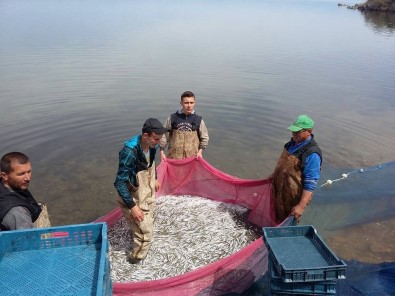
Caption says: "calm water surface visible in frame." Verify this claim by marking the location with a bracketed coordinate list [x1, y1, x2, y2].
[1, 0, 394, 265]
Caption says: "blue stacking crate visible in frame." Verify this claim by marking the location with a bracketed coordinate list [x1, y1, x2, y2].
[0, 222, 112, 296]
[271, 291, 335, 296]
[269, 260, 337, 295]
[263, 225, 347, 283]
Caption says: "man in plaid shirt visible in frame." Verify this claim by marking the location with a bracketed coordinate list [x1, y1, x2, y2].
[114, 118, 169, 263]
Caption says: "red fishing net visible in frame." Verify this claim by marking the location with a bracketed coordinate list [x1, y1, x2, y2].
[97, 157, 289, 295]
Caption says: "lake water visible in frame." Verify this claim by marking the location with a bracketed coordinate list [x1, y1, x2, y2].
[1, 0, 394, 269]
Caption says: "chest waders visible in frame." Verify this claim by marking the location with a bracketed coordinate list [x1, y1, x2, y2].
[272, 149, 304, 222]
[118, 164, 156, 261]
[168, 129, 200, 159]
[34, 203, 51, 228]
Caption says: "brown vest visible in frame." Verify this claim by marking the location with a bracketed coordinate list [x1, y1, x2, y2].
[272, 149, 303, 222]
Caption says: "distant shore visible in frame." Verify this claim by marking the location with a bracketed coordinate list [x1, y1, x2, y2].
[338, 0, 395, 12]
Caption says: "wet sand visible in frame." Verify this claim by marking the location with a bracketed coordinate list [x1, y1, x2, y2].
[326, 217, 395, 264]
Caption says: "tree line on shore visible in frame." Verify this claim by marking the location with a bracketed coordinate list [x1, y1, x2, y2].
[339, 0, 395, 12]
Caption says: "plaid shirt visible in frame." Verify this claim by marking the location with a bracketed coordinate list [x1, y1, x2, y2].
[114, 135, 157, 208]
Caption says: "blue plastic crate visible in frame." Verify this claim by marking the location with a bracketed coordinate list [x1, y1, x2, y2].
[270, 260, 336, 295]
[0, 223, 112, 296]
[263, 225, 347, 283]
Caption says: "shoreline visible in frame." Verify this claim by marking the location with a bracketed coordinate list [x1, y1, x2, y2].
[338, 0, 395, 13]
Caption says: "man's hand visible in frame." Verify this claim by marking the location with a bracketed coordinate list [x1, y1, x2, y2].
[290, 204, 305, 222]
[290, 190, 313, 222]
[196, 149, 203, 159]
[160, 150, 167, 162]
[155, 180, 160, 192]
[130, 205, 144, 223]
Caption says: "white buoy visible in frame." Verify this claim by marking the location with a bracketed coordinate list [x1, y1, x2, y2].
[359, 168, 364, 173]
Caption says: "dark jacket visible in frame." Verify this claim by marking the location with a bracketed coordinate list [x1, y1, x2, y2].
[0, 181, 42, 229]
[284, 136, 322, 171]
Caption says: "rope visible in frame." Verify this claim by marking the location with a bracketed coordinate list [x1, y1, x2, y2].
[319, 160, 395, 187]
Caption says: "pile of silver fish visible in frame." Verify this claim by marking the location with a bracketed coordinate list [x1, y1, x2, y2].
[108, 195, 262, 282]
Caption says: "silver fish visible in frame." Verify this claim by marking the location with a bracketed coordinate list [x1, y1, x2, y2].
[108, 195, 261, 282]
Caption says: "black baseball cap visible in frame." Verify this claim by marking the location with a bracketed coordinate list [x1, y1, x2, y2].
[142, 118, 170, 135]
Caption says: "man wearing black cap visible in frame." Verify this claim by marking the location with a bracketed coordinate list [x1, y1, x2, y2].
[114, 118, 170, 263]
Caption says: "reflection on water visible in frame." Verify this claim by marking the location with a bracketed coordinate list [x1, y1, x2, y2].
[361, 10, 395, 34]
[0, 0, 394, 267]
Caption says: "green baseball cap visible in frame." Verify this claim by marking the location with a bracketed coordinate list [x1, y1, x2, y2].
[287, 115, 314, 132]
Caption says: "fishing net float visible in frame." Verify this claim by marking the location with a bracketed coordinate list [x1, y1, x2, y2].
[97, 157, 395, 295]
[320, 161, 395, 187]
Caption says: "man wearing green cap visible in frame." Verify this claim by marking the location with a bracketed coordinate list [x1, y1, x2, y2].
[271, 114, 322, 223]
